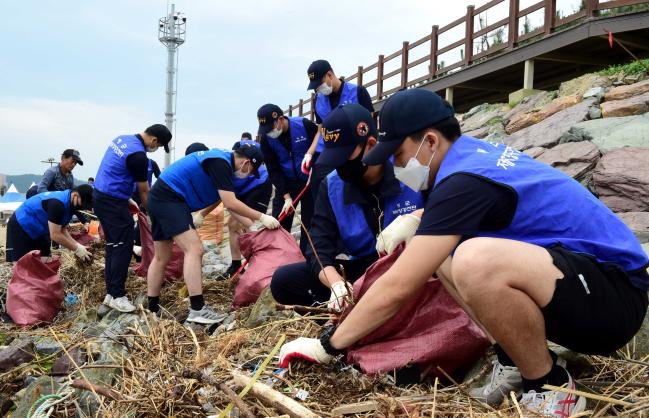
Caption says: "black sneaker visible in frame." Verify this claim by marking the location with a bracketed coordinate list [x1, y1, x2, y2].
[225, 261, 242, 278]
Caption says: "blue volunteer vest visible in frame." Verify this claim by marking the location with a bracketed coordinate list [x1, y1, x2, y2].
[132, 159, 155, 194]
[265, 117, 310, 183]
[314, 82, 359, 152]
[436, 135, 649, 288]
[95, 135, 146, 199]
[327, 171, 424, 258]
[232, 140, 269, 196]
[160, 148, 231, 211]
[15, 190, 73, 239]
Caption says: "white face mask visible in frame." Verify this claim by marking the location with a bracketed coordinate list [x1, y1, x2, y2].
[267, 126, 282, 139]
[234, 162, 251, 179]
[146, 146, 159, 153]
[393, 137, 435, 191]
[317, 80, 333, 96]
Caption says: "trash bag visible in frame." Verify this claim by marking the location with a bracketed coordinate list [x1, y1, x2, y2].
[6, 251, 64, 326]
[340, 244, 489, 376]
[133, 210, 184, 281]
[70, 230, 96, 247]
[233, 228, 305, 308]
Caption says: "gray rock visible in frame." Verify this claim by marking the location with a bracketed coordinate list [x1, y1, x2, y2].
[547, 343, 592, 376]
[593, 147, 649, 212]
[560, 114, 649, 153]
[535, 141, 600, 180]
[558, 73, 611, 98]
[13, 376, 59, 418]
[464, 126, 490, 139]
[524, 147, 546, 159]
[245, 287, 291, 328]
[601, 92, 649, 118]
[617, 212, 649, 243]
[33, 336, 61, 356]
[588, 106, 602, 120]
[52, 346, 86, 375]
[583, 86, 606, 100]
[0, 339, 34, 372]
[460, 103, 506, 133]
[76, 360, 122, 417]
[97, 303, 112, 319]
[504, 99, 595, 151]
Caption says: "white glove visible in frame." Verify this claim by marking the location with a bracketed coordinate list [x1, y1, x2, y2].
[300, 153, 312, 175]
[376, 213, 421, 255]
[279, 196, 293, 217]
[278, 337, 333, 368]
[74, 243, 92, 261]
[328, 281, 349, 312]
[259, 214, 281, 229]
[192, 212, 204, 228]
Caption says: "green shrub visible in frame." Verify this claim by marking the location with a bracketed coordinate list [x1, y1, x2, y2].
[597, 59, 649, 76]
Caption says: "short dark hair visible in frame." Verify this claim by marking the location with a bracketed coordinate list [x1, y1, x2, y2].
[409, 115, 462, 143]
[241, 132, 252, 140]
[87, 177, 94, 182]
[73, 184, 94, 210]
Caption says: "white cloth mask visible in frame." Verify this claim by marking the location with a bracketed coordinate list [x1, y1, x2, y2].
[317, 81, 333, 96]
[393, 137, 435, 191]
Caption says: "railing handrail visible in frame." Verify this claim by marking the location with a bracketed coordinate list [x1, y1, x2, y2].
[286, 0, 649, 120]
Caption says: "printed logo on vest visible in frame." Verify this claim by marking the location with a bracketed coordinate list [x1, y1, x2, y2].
[496, 146, 521, 170]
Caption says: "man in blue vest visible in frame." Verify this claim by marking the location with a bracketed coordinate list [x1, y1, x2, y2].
[6, 185, 94, 262]
[271, 104, 423, 310]
[93, 124, 172, 313]
[257, 103, 319, 255]
[279, 89, 649, 417]
[146, 143, 280, 324]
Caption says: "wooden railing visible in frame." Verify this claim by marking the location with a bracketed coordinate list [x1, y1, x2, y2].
[286, 0, 649, 120]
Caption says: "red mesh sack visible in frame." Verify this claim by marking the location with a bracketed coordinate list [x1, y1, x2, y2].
[6, 251, 64, 326]
[133, 210, 184, 281]
[233, 228, 305, 308]
[70, 231, 96, 247]
[341, 245, 489, 376]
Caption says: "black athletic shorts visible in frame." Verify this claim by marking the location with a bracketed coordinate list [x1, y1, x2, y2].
[5, 214, 51, 262]
[239, 180, 272, 213]
[542, 245, 648, 355]
[148, 180, 194, 241]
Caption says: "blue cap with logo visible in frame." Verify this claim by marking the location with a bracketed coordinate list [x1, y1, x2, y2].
[318, 103, 377, 168]
[257, 103, 283, 136]
[307, 59, 332, 90]
[363, 89, 454, 165]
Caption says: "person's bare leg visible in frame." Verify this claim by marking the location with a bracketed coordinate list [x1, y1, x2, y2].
[451, 238, 561, 380]
[228, 217, 243, 261]
[147, 240, 173, 297]
[173, 229, 204, 296]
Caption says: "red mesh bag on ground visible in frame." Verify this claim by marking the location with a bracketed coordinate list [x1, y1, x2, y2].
[133, 210, 184, 281]
[6, 251, 64, 326]
[233, 228, 305, 308]
[70, 230, 96, 247]
[341, 245, 489, 376]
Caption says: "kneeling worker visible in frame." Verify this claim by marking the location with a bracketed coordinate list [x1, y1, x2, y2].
[271, 103, 423, 311]
[6, 185, 94, 262]
[279, 89, 649, 417]
[146, 143, 281, 324]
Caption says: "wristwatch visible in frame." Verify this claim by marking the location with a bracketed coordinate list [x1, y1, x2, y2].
[319, 325, 345, 356]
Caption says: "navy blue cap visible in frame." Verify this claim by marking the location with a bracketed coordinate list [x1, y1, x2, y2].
[185, 142, 209, 156]
[307, 59, 332, 90]
[145, 124, 172, 153]
[363, 89, 454, 165]
[235, 142, 264, 178]
[318, 103, 377, 168]
[257, 103, 283, 135]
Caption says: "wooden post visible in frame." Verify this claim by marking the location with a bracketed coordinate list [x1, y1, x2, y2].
[585, 0, 598, 18]
[357, 65, 364, 86]
[310, 93, 315, 122]
[287, 105, 293, 117]
[509, 0, 520, 48]
[430, 25, 439, 77]
[445, 87, 454, 105]
[464, 5, 475, 65]
[400, 41, 409, 88]
[544, 0, 556, 34]
[377, 54, 385, 99]
[298, 99, 304, 116]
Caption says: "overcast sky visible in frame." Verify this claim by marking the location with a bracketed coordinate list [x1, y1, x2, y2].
[1, 0, 583, 184]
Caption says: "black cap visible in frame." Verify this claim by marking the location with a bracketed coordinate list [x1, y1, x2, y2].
[236, 142, 264, 178]
[363, 89, 454, 165]
[74, 184, 94, 210]
[62, 149, 83, 166]
[307, 59, 332, 90]
[318, 104, 377, 168]
[145, 124, 172, 153]
[257, 104, 283, 135]
[185, 142, 209, 155]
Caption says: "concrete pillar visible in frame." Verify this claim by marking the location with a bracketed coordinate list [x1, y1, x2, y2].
[445, 87, 454, 105]
[523, 59, 535, 90]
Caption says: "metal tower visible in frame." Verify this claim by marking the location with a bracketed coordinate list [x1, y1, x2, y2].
[158, 4, 186, 167]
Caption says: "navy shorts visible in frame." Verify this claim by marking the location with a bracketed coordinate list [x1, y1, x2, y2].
[148, 180, 195, 241]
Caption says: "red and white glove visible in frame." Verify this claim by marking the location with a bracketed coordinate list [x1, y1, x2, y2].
[327, 281, 349, 312]
[300, 153, 312, 175]
[278, 337, 333, 368]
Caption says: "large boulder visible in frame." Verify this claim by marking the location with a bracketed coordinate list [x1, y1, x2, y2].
[593, 147, 649, 212]
[535, 141, 600, 180]
[601, 92, 649, 118]
[0, 339, 34, 372]
[617, 212, 649, 243]
[559, 73, 611, 98]
[560, 114, 649, 152]
[504, 99, 595, 151]
[460, 103, 507, 133]
[506, 94, 582, 134]
[503, 91, 555, 124]
[604, 79, 649, 101]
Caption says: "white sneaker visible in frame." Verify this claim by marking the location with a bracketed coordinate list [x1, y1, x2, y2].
[520, 369, 586, 417]
[186, 305, 227, 325]
[107, 295, 136, 313]
[470, 359, 523, 405]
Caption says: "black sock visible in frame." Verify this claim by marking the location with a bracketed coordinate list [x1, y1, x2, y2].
[230, 259, 242, 268]
[494, 344, 516, 367]
[522, 364, 569, 393]
[189, 294, 205, 311]
[148, 296, 160, 313]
